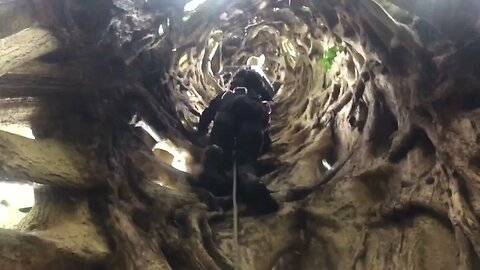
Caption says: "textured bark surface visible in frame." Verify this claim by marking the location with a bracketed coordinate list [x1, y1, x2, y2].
[0, 27, 59, 75]
[0, 131, 101, 187]
[0, 0, 479, 269]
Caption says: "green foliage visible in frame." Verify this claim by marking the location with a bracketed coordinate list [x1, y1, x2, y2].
[317, 45, 343, 72]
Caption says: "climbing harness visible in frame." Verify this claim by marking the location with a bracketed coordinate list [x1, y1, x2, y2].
[232, 137, 240, 269]
[261, 100, 272, 133]
[221, 89, 234, 99]
[220, 87, 248, 101]
[262, 100, 272, 115]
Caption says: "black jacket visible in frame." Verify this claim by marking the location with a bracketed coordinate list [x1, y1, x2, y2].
[197, 91, 272, 154]
[198, 91, 234, 135]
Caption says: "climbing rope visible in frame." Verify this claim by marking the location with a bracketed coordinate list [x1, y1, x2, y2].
[232, 137, 240, 269]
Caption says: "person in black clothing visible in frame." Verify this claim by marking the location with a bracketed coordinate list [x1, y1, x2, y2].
[198, 67, 274, 154]
[194, 67, 278, 215]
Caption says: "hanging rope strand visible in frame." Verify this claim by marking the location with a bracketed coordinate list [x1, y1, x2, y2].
[232, 137, 240, 269]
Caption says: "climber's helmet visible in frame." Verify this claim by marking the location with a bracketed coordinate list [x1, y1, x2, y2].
[230, 68, 266, 101]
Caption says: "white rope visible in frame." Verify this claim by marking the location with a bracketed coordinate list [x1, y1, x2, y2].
[232, 138, 240, 269]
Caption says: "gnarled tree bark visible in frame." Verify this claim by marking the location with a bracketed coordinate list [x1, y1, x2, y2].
[1, 0, 480, 269]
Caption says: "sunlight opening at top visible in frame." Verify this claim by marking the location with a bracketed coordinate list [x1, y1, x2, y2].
[184, 0, 207, 12]
[247, 54, 266, 68]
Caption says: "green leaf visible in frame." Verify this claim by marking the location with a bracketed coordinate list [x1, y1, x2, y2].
[318, 45, 343, 72]
[318, 59, 331, 71]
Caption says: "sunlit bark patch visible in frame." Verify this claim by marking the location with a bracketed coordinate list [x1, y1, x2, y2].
[0, 182, 34, 228]
[0, 124, 35, 139]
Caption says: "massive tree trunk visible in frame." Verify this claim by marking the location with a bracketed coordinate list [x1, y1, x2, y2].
[1, 0, 480, 269]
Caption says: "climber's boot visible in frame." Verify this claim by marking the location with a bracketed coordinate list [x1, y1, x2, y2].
[237, 164, 279, 216]
[195, 144, 231, 197]
[202, 144, 224, 169]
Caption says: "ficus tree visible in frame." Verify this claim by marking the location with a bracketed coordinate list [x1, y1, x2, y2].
[0, 0, 479, 269]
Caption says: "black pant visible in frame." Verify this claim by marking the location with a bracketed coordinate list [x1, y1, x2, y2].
[209, 113, 235, 167]
[209, 113, 264, 167]
[198, 112, 265, 196]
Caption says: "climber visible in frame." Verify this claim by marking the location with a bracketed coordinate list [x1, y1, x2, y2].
[196, 67, 274, 174]
[196, 89, 278, 215]
[197, 66, 274, 151]
[201, 54, 274, 120]
[194, 67, 278, 214]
